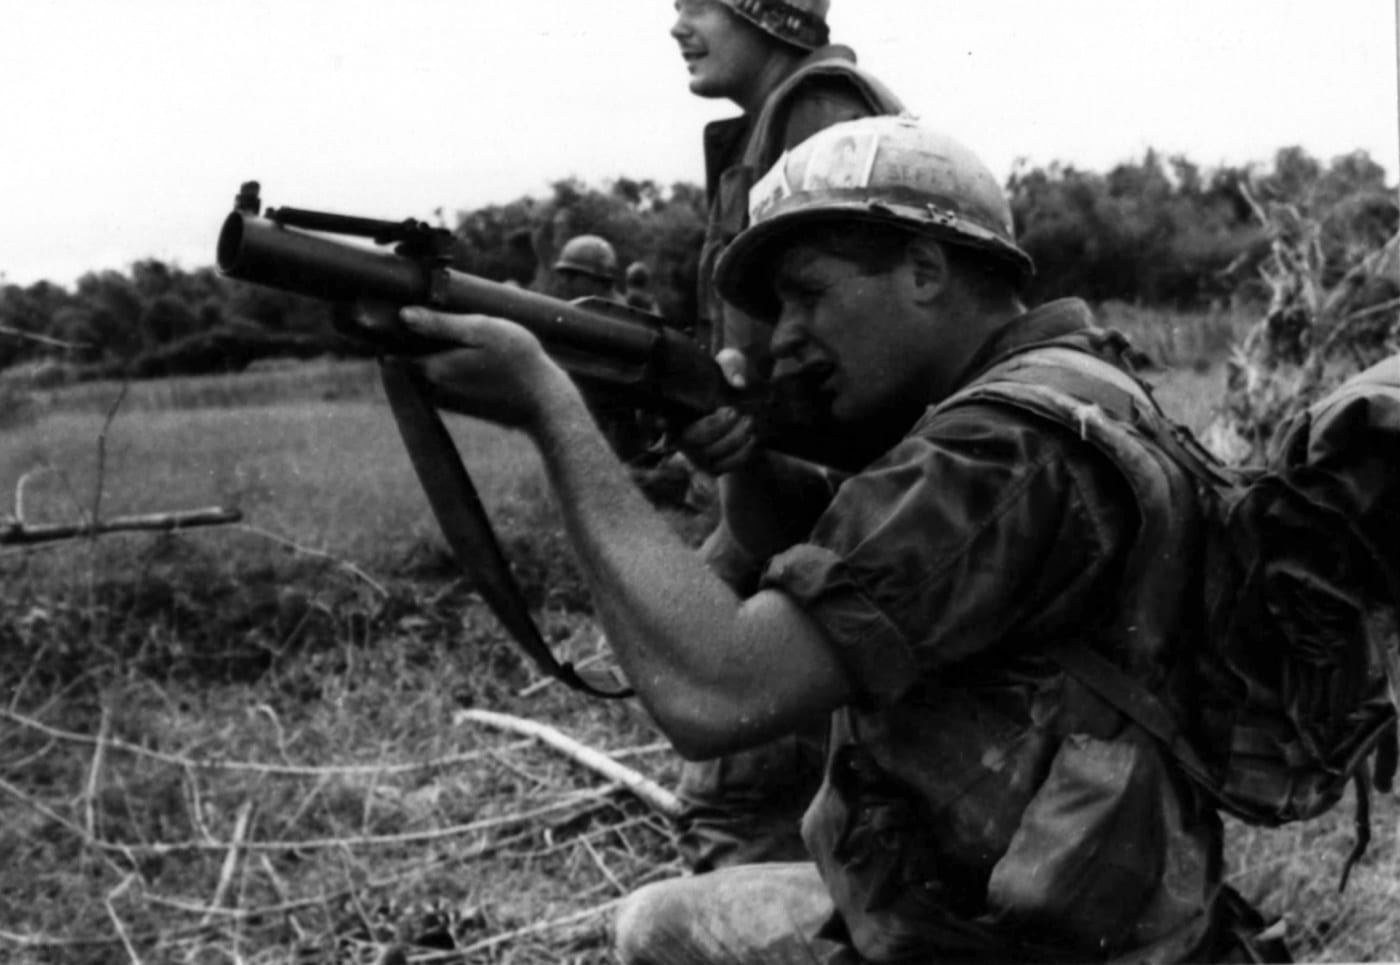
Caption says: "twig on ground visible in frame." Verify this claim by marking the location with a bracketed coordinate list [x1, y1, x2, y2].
[0, 706, 529, 776]
[455, 708, 682, 819]
[203, 799, 256, 926]
[428, 898, 623, 961]
[0, 507, 244, 546]
[83, 703, 111, 839]
[487, 745, 556, 791]
[104, 874, 144, 964]
[336, 843, 379, 948]
[576, 834, 626, 896]
[0, 773, 111, 853]
[233, 523, 389, 597]
[18, 786, 619, 857]
[182, 764, 216, 843]
[609, 740, 673, 759]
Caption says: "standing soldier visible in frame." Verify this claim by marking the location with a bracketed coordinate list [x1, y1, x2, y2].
[668, 0, 905, 874]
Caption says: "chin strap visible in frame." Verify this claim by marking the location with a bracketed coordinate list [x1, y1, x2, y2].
[379, 359, 633, 700]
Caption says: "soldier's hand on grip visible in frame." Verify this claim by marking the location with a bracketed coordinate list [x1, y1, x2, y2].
[678, 406, 759, 476]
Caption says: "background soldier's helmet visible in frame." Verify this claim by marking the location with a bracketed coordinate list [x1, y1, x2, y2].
[553, 235, 619, 284]
[624, 261, 652, 289]
[719, 0, 830, 52]
[716, 114, 1035, 315]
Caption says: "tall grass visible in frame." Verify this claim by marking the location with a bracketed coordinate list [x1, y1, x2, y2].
[25, 357, 382, 416]
[1096, 299, 1254, 375]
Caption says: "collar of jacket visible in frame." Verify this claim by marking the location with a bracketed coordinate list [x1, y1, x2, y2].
[951, 298, 1098, 390]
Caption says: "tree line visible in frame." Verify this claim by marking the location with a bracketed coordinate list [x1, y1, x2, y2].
[1, 145, 1393, 384]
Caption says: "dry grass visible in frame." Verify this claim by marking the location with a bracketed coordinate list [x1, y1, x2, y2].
[0, 351, 1396, 962]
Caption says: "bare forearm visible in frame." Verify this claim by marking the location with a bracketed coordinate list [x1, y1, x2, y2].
[527, 379, 753, 711]
[522, 374, 848, 756]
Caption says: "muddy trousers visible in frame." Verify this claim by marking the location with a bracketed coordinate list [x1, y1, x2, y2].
[612, 862, 835, 965]
[674, 730, 825, 872]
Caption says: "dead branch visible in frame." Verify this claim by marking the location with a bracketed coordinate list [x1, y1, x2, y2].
[104, 875, 144, 965]
[0, 706, 530, 776]
[455, 708, 682, 819]
[5, 782, 616, 857]
[203, 799, 256, 926]
[83, 704, 111, 839]
[0, 506, 243, 546]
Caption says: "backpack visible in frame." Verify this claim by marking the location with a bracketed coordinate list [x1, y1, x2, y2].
[943, 335, 1400, 888]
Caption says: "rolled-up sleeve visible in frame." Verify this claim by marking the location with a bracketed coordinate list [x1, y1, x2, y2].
[760, 404, 1129, 705]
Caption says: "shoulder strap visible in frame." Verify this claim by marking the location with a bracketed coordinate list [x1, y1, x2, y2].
[1044, 638, 1216, 790]
[742, 54, 905, 170]
[946, 344, 1234, 489]
[940, 343, 1225, 790]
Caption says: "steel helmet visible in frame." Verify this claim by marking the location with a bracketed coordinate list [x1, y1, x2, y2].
[718, 0, 830, 51]
[553, 234, 619, 284]
[716, 114, 1035, 314]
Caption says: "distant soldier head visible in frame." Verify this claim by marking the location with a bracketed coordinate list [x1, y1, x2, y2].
[625, 261, 653, 292]
[671, 0, 830, 106]
[553, 234, 620, 301]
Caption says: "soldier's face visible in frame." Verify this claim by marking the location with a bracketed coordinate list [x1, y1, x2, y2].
[671, 0, 772, 102]
[768, 244, 929, 424]
[555, 270, 614, 302]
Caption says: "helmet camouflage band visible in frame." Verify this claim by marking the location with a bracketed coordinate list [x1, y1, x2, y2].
[716, 115, 1035, 314]
[719, 0, 830, 51]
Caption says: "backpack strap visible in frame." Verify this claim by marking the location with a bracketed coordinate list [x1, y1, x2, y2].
[954, 345, 1234, 488]
[938, 343, 1223, 788]
[1043, 637, 1216, 791]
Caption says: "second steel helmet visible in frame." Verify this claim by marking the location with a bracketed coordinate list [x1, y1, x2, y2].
[716, 115, 1035, 315]
[718, 0, 830, 51]
[553, 234, 619, 284]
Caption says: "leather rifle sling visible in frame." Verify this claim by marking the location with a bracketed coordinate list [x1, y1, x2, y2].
[378, 359, 632, 699]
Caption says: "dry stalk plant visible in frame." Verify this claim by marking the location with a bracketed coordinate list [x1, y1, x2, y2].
[1202, 188, 1400, 465]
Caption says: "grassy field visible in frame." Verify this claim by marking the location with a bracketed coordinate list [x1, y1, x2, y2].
[1, 321, 1398, 963]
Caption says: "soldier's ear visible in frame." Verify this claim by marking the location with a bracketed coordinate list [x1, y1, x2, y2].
[905, 239, 951, 305]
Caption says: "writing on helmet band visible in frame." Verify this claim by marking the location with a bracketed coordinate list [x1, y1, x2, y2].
[747, 125, 1020, 248]
[749, 129, 881, 223]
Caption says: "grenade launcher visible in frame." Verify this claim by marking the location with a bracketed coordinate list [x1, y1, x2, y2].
[215, 182, 873, 699]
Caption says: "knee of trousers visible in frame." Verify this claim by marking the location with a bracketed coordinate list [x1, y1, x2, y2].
[612, 878, 689, 964]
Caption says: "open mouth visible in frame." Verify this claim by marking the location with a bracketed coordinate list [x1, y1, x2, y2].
[774, 359, 838, 398]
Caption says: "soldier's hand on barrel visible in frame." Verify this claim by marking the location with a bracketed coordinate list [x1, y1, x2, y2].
[401, 307, 568, 429]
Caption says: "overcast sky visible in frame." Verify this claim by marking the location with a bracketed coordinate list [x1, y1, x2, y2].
[4, 0, 1397, 289]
